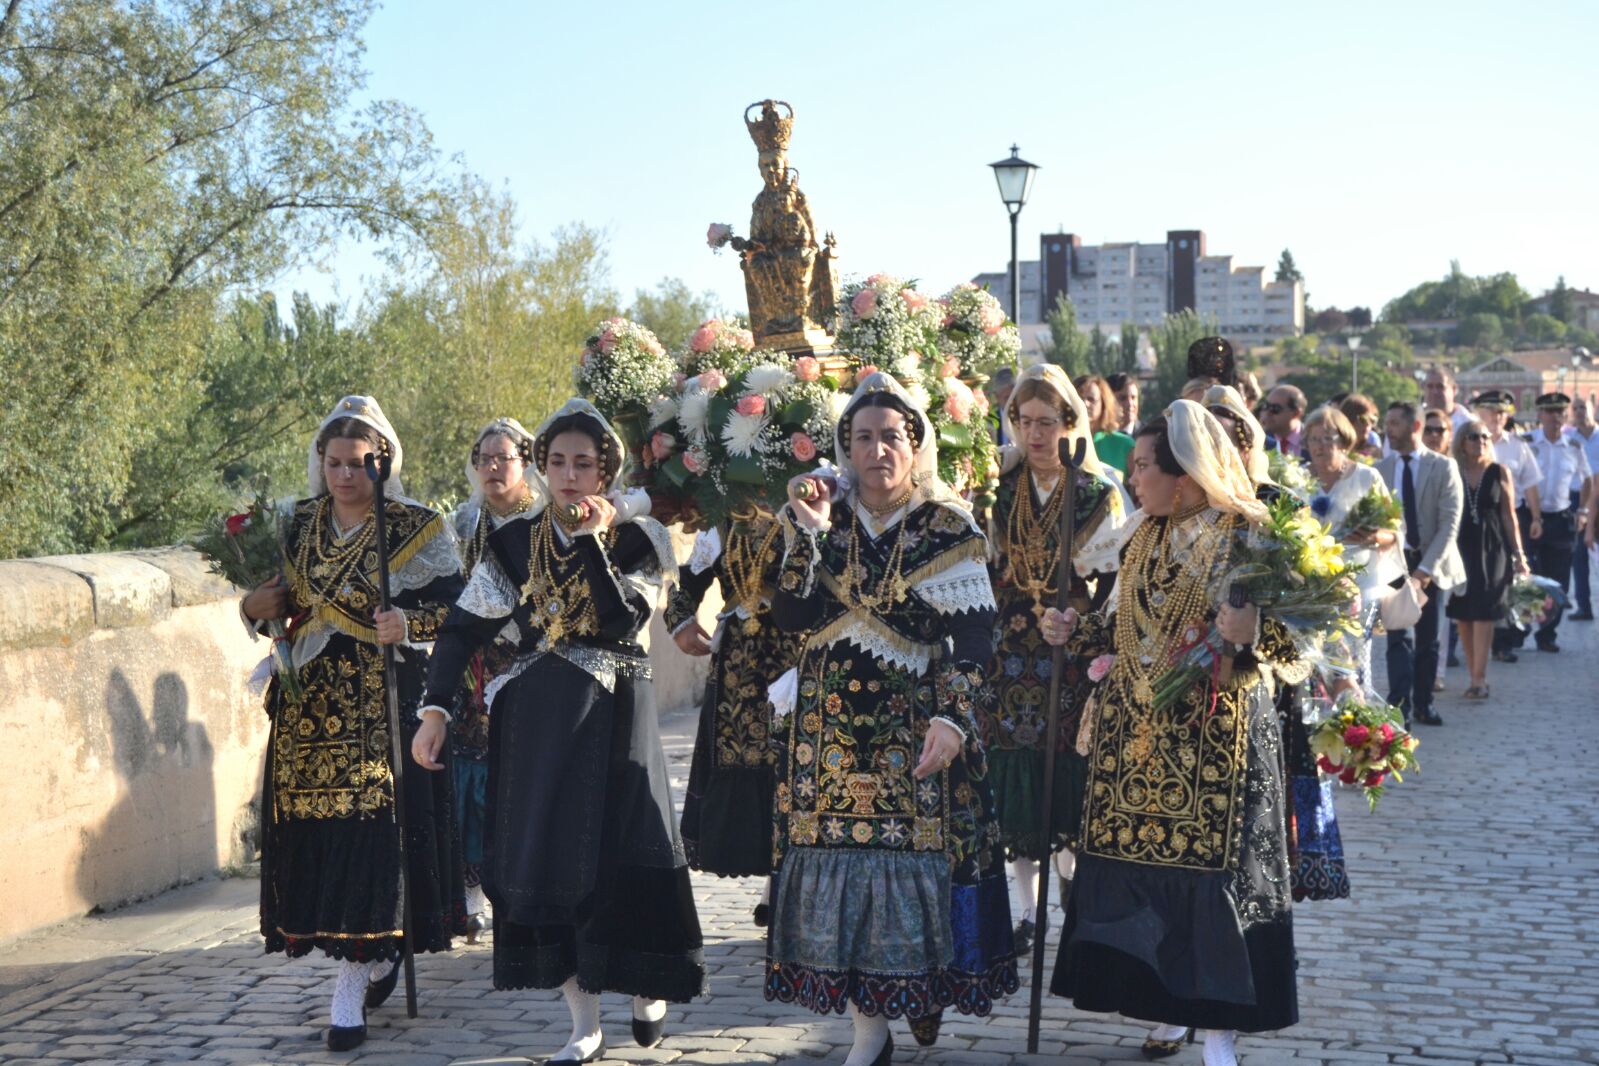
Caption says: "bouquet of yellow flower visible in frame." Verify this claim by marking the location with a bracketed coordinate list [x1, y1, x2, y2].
[1309, 696, 1418, 811]
[1151, 495, 1363, 713]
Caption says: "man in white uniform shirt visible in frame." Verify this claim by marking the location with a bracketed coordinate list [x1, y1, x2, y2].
[1565, 397, 1599, 620]
[1471, 391, 1541, 661]
[1524, 392, 1591, 650]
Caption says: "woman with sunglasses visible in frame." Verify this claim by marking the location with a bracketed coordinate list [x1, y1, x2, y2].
[1446, 418, 1531, 699]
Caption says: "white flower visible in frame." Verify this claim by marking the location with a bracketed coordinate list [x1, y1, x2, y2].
[647, 394, 678, 429]
[722, 411, 769, 457]
[678, 388, 710, 442]
[744, 363, 792, 396]
[905, 382, 932, 412]
[893, 353, 922, 379]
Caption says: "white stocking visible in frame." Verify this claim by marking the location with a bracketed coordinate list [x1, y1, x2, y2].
[1010, 857, 1040, 921]
[632, 995, 665, 1023]
[330, 960, 367, 1028]
[1054, 846, 1077, 881]
[843, 1004, 888, 1066]
[556, 977, 602, 1060]
[465, 882, 488, 915]
[1202, 1029, 1238, 1066]
[760, 876, 773, 907]
[1148, 1023, 1188, 1042]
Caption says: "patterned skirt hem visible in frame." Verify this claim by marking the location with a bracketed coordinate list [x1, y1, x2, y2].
[763, 956, 1020, 1020]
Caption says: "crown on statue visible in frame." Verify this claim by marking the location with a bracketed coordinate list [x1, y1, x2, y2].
[745, 99, 794, 157]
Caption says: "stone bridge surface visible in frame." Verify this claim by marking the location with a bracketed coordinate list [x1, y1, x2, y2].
[0, 619, 1594, 1066]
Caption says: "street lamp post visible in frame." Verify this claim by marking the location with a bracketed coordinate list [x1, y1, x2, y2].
[1348, 334, 1363, 393]
[989, 145, 1039, 332]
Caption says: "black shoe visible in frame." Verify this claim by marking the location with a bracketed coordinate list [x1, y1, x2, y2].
[1012, 918, 1035, 956]
[1141, 1028, 1195, 1059]
[327, 1007, 367, 1053]
[908, 1009, 942, 1047]
[752, 902, 770, 928]
[1492, 650, 1519, 663]
[632, 1010, 665, 1048]
[1446, 652, 1461, 667]
[1570, 610, 1594, 621]
[1417, 710, 1445, 726]
[547, 1035, 606, 1065]
[1536, 641, 1560, 653]
[365, 960, 400, 1010]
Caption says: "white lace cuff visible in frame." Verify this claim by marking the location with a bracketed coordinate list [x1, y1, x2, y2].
[930, 715, 967, 743]
[418, 704, 452, 722]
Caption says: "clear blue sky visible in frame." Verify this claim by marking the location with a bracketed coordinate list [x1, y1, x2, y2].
[279, 0, 1599, 320]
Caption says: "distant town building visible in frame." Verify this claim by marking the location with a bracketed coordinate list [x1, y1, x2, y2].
[1457, 347, 1599, 414]
[1527, 286, 1599, 333]
[974, 229, 1304, 342]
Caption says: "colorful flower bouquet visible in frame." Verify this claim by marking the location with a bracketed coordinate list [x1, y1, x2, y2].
[1507, 574, 1570, 630]
[1309, 696, 1418, 811]
[1266, 449, 1318, 503]
[643, 352, 847, 529]
[1149, 495, 1364, 714]
[835, 274, 1001, 506]
[574, 316, 676, 449]
[192, 481, 302, 701]
[936, 282, 1020, 377]
[680, 317, 759, 379]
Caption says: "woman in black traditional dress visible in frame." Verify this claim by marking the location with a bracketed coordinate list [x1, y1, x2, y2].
[1446, 417, 1530, 699]
[984, 363, 1125, 955]
[766, 372, 1018, 1066]
[242, 395, 464, 1051]
[1042, 401, 1307, 1066]
[669, 505, 802, 915]
[413, 399, 703, 1064]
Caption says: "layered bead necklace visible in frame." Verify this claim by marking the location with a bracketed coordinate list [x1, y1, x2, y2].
[517, 508, 608, 650]
[842, 485, 914, 612]
[1007, 466, 1067, 620]
[722, 516, 781, 635]
[295, 497, 377, 610]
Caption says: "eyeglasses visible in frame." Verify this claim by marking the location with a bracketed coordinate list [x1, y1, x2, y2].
[473, 453, 521, 469]
[1464, 433, 1492, 442]
[1262, 403, 1286, 415]
[1422, 425, 1447, 436]
[1306, 434, 1344, 447]
[1016, 417, 1063, 432]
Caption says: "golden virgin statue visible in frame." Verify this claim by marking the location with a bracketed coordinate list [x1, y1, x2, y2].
[728, 100, 840, 353]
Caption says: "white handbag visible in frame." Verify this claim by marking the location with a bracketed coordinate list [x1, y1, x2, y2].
[1379, 577, 1426, 631]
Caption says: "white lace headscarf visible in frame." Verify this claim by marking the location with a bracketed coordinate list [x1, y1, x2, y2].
[528, 398, 630, 522]
[1002, 363, 1109, 481]
[464, 416, 538, 503]
[836, 371, 969, 518]
[308, 395, 405, 499]
[1162, 399, 1268, 526]
[1201, 384, 1270, 486]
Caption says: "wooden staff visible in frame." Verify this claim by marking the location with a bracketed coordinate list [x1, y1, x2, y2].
[364, 451, 418, 1019]
[1027, 435, 1087, 1054]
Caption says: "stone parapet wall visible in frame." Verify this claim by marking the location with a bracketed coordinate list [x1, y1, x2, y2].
[0, 537, 715, 946]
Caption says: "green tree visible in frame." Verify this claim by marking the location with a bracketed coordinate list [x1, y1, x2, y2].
[1523, 312, 1567, 344]
[0, 0, 444, 557]
[1147, 308, 1217, 410]
[1548, 276, 1574, 324]
[1042, 294, 1091, 379]
[1455, 312, 1505, 351]
[1275, 249, 1303, 284]
[628, 277, 721, 353]
[1087, 324, 1119, 377]
[1118, 322, 1140, 374]
[1273, 337, 1418, 414]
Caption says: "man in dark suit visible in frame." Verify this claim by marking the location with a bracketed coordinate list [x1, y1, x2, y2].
[1377, 401, 1464, 726]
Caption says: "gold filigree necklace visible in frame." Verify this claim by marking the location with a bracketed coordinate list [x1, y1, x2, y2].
[1008, 467, 1068, 619]
[843, 501, 911, 611]
[518, 510, 606, 650]
[295, 497, 376, 609]
[723, 518, 781, 635]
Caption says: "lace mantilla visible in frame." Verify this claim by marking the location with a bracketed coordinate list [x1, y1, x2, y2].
[914, 558, 996, 616]
[389, 509, 462, 594]
[456, 554, 516, 619]
[812, 620, 938, 676]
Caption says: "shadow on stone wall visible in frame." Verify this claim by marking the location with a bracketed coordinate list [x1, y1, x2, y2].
[74, 669, 218, 912]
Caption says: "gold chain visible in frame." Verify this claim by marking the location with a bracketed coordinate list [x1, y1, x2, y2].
[1115, 511, 1230, 712]
[842, 503, 911, 612]
[518, 510, 607, 650]
[1007, 468, 1067, 619]
[294, 497, 376, 609]
[861, 483, 913, 520]
[723, 518, 781, 635]
[468, 492, 533, 572]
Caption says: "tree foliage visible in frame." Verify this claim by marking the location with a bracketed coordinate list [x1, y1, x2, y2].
[0, 0, 444, 557]
[1382, 261, 1530, 324]
[1042, 293, 1090, 379]
[1272, 335, 1419, 416]
[1275, 249, 1303, 284]
[1147, 309, 1218, 411]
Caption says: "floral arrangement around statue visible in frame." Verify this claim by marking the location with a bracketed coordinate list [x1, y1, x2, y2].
[1309, 696, 1418, 811]
[574, 316, 676, 449]
[193, 479, 302, 701]
[834, 273, 1002, 506]
[936, 282, 1020, 377]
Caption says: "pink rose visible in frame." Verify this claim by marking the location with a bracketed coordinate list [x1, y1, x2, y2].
[979, 303, 1006, 334]
[683, 446, 708, 474]
[1343, 724, 1371, 747]
[689, 322, 719, 353]
[791, 432, 817, 462]
[1087, 654, 1116, 682]
[855, 364, 880, 384]
[672, 372, 686, 389]
[736, 395, 767, 417]
[973, 390, 990, 416]
[865, 273, 894, 287]
[944, 380, 974, 423]
[699, 369, 727, 392]
[650, 432, 675, 461]
[706, 222, 733, 249]
[598, 329, 618, 353]
[851, 288, 879, 319]
[901, 289, 930, 313]
[940, 356, 961, 378]
[793, 356, 821, 382]
[735, 328, 755, 351]
[644, 335, 666, 357]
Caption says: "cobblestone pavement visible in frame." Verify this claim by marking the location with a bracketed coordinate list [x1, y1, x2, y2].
[1, 618, 1595, 1066]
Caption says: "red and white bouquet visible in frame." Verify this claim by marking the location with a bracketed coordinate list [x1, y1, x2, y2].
[1309, 696, 1418, 811]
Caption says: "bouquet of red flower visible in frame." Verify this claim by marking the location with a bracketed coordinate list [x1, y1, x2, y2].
[1507, 574, 1569, 631]
[193, 481, 302, 701]
[1309, 696, 1418, 811]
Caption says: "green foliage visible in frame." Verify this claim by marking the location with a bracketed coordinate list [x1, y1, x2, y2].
[1272, 334, 1419, 415]
[1455, 312, 1505, 350]
[1548, 276, 1574, 324]
[0, 0, 444, 558]
[1147, 309, 1217, 410]
[1275, 249, 1303, 284]
[1382, 261, 1530, 325]
[1087, 324, 1119, 377]
[1523, 312, 1567, 344]
[1118, 322, 1140, 374]
[1042, 294, 1090, 378]
[627, 277, 721, 354]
